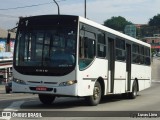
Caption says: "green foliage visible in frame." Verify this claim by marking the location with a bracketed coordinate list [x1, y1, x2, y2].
[137, 14, 160, 38]
[149, 14, 160, 26]
[103, 14, 160, 39]
[103, 16, 132, 32]
[140, 25, 160, 37]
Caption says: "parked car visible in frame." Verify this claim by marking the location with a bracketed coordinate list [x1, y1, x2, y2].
[157, 52, 160, 57]
[5, 81, 12, 93]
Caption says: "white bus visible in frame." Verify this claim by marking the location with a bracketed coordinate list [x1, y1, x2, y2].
[12, 15, 151, 106]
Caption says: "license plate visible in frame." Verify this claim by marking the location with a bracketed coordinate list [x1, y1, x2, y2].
[36, 87, 47, 91]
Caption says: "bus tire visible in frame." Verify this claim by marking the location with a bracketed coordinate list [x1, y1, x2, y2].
[38, 94, 56, 105]
[85, 81, 102, 106]
[6, 89, 10, 94]
[129, 81, 138, 99]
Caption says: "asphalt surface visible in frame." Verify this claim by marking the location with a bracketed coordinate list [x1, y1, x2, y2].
[0, 57, 160, 120]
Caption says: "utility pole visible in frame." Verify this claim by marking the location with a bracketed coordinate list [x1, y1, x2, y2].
[84, 0, 86, 18]
[6, 30, 11, 52]
[53, 0, 60, 15]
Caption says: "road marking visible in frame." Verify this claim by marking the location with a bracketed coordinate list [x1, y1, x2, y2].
[3, 101, 25, 111]
[0, 94, 37, 101]
[0, 101, 24, 120]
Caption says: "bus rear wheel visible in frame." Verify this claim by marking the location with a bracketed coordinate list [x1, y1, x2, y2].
[85, 81, 102, 106]
[129, 81, 138, 99]
[38, 94, 56, 105]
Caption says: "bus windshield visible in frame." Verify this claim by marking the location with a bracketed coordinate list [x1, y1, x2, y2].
[14, 15, 78, 76]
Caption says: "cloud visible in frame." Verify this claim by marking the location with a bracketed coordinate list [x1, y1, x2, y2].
[72, 0, 160, 24]
[56, 0, 155, 24]
[0, 0, 160, 29]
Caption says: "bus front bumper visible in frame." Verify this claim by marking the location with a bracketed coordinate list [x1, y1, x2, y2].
[12, 81, 78, 96]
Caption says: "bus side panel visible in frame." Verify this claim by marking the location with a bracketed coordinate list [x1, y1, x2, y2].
[114, 62, 126, 93]
[131, 64, 151, 91]
[144, 66, 151, 88]
[77, 58, 108, 96]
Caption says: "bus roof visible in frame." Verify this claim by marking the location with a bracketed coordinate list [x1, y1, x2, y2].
[19, 15, 150, 47]
[79, 16, 150, 47]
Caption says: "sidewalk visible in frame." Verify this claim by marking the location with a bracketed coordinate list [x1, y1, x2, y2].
[0, 85, 5, 91]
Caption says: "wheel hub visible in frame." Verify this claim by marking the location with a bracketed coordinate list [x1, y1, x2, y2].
[93, 86, 100, 100]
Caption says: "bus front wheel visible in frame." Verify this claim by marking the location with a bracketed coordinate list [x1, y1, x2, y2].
[38, 94, 56, 105]
[85, 81, 102, 106]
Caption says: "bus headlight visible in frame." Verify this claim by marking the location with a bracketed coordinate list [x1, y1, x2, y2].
[59, 80, 77, 86]
[13, 78, 26, 85]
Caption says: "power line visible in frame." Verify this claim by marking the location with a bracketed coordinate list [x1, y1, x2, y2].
[0, 0, 66, 11]
[0, 2, 53, 10]
[0, 14, 18, 18]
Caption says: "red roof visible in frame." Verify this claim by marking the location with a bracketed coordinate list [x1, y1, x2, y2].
[151, 46, 160, 48]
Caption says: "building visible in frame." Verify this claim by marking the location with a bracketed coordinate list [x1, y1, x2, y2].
[0, 28, 16, 52]
[0, 28, 16, 84]
[0, 28, 16, 39]
[124, 24, 149, 39]
[142, 34, 160, 52]
[154, 34, 160, 37]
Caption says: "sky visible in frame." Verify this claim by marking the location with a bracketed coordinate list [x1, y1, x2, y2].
[0, 0, 159, 30]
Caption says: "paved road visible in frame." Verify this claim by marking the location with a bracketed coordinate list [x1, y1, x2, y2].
[152, 57, 160, 81]
[0, 58, 160, 120]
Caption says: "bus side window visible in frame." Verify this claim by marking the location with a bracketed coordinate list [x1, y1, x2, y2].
[97, 32, 106, 58]
[79, 31, 96, 70]
[115, 38, 126, 62]
[79, 37, 84, 58]
[144, 47, 151, 65]
[145, 57, 151, 65]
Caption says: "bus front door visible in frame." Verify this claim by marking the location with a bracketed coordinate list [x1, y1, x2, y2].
[126, 44, 131, 91]
[108, 38, 115, 93]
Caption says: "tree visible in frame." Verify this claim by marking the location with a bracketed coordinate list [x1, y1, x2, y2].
[104, 16, 132, 32]
[148, 14, 160, 26]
